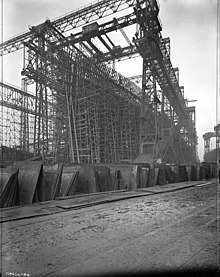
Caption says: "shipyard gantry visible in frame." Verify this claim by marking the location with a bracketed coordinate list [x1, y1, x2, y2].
[0, 0, 198, 165]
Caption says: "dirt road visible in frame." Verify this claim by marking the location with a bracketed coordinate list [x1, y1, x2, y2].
[1, 181, 219, 276]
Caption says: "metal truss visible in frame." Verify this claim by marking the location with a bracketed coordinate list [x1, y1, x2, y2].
[0, 82, 35, 151]
[0, 0, 135, 56]
[0, 0, 198, 163]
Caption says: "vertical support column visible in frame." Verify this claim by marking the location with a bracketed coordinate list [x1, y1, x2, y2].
[140, 59, 147, 154]
[20, 79, 30, 152]
[33, 34, 49, 159]
[70, 63, 80, 163]
[67, 93, 75, 163]
[153, 71, 159, 158]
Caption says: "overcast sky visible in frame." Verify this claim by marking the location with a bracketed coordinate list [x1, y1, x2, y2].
[1, 0, 219, 161]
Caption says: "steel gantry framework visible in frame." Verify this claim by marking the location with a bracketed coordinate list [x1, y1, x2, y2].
[0, 0, 198, 164]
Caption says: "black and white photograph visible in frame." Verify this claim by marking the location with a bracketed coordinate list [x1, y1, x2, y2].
[0, 0, 219, 276]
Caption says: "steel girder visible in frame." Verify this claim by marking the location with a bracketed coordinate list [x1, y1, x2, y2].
[0, 82, 35, 151]
[0, 82, 36, 115]
[0, 81, 55, 152]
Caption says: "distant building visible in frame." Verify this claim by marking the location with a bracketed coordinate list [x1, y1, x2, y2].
[203, 148, 220, 163]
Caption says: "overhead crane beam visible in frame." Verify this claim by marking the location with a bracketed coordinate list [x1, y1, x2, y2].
[104, 34, 116, 48]
[79, 41, 94, 56]
[98, 36, 112, 52]
[86, 39, 103, 55]
[113, 17, 132, 46]
[54, 13, 137, 50]
[0, 0, 135, 56]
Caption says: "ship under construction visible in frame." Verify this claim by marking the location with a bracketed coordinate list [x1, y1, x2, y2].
[0, 0, 198, 165]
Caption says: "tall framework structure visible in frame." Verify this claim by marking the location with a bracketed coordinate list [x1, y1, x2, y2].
[0, 0, 198, 164]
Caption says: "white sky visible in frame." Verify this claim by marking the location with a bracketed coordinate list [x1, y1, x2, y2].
[1, 0, 219, 161]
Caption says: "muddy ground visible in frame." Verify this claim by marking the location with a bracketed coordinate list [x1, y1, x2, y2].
[1, 181, 219, 277]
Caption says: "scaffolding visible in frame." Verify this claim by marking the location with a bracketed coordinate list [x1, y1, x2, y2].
[0, 0, 198, 164]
